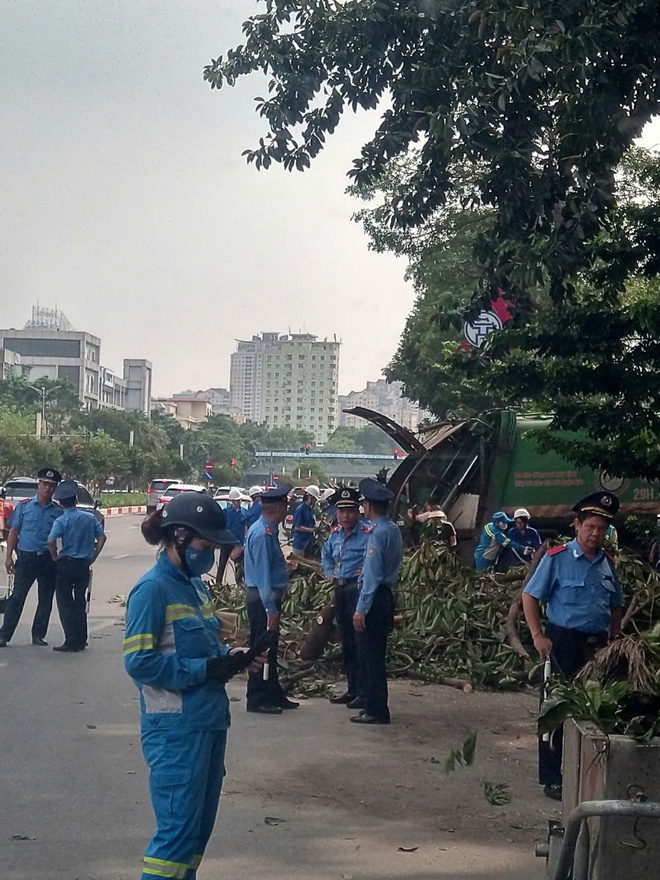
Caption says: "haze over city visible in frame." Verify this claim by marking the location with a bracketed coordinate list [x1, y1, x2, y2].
[2, 1, 659, 398]
[2, 1, 415, 399]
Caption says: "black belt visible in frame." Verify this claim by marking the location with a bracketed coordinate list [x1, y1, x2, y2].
[335, 578, 358, 587]
[546, 622, 607, 643]
[19, 550, 50, 557]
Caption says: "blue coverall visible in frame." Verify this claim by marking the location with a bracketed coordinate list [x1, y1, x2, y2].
[474, 522, 526, 571]
[292, 501, 316, 553]
[124, 552, 231, 880]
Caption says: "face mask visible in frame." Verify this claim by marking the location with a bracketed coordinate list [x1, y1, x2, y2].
[184, 547, 215, 576]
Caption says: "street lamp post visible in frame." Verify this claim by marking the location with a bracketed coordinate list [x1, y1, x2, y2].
[26, 385, 54, 439]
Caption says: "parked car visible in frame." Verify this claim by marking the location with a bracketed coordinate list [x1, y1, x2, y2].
[146, 478, 183, 513]
[3, 477, 105, 525]
[156, 483, 207, 511]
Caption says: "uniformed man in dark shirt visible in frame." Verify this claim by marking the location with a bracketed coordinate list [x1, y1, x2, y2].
[0, 467, 63, 647]
[523, 492, 624, 800]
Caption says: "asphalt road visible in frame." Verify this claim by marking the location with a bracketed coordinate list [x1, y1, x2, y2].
[0, 516, 546, 880]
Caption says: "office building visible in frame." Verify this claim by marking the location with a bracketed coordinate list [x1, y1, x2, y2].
[339, 379, 429, 431]
[0, 306, 152, 414]
[230, 332, 340, 444]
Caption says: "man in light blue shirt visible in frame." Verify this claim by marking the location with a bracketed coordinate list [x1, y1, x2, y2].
[523, 491, 624, 801]
[350, 478, 403, 725]
[0, 466, 63, 647]
[322, 487, 370, 707]
[244, 483, 297, 715]
[48, 480, 107, 653]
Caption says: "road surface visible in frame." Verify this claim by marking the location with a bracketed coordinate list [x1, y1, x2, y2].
[0, 515, 548, 879]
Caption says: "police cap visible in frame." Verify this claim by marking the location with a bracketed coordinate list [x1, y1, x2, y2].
[331, 487, 361, 509]
[572, 492, 619, 519]
[37, 466, 62, 483]
[261, 482, 293, 504]
[359, 478, 394, 504]
[53, 479, 78, 502]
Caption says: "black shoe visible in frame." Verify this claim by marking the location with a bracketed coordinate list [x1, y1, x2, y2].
[543, 784, 562, 801]
[279, 697, 300, 710]
[346, 696, 366, 710]
[32, 638, 48, 646]
[0, 637, 7, 648]
[329, 691, 356, 705]
[53, 644, 81, 653]
[246, 704, 283, 715]
[350, 712, 390, 725]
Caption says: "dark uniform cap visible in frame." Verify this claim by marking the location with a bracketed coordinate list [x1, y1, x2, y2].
[331, 487, 361, 509]
[358, 478, 394, 504]
[161, 492, 236, 545]
[37, 466, 62, 483]
[260, 482, 293, 504]
[572, 492, 620, 519]
[53, 479, 78, 502]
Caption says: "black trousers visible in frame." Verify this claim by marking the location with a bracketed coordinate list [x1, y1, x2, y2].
[356, 585, 395, 721]
[0, 552, 57, 641]
[246, 588, 285, 708]
[539, 622, 608, 786]
[334, 582, 362, 697]
[55, 557, 91, 649]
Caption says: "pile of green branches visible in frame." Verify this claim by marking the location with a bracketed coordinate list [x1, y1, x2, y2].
[208, 539, 660, 695]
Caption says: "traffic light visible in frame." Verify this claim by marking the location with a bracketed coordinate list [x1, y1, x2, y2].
[305, 444, 310, 455]
[393, 448, 399, 460]
[230, 458, 237, 467]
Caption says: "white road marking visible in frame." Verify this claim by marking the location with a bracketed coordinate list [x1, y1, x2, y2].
[113, 554, 132, 559]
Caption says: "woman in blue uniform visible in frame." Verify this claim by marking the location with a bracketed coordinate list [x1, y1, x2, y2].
[124, 492, 263, 880]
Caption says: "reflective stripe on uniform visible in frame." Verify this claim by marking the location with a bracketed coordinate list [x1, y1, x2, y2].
[199, 601, 214, 619]
[164, 604, 198, 622]
[123, 633, 155, 655]
[143, 855, 188, 878]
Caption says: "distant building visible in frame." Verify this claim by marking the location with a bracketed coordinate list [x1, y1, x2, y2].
[152, 396, 212, 430]
[0, 348, 21, 379]
[339, 379, 429, 431]
[0, 306, 152, 413]
[230, 332, 340, 444]
[174, 387, 234, 417]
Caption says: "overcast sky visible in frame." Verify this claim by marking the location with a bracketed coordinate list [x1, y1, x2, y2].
[3, 2, 659, 399]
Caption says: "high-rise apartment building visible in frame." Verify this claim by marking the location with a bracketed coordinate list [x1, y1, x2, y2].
[230, 332, 340, 444]
[339, 379, 430, 431]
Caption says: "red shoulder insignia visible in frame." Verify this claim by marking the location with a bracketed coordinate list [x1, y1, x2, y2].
[331, 525, 341, 533]
[361, 524, 375, 534]
[264, 525, 272, 536]
[547, 544, 568, 556]
[19, 497, 31, 504]
[603, 550, 616, 564]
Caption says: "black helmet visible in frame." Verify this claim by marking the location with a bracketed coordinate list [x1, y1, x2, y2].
[160, 492, 236, 545]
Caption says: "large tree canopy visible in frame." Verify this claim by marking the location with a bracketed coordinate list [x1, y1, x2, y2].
[205, 0, 660, 308]
[205, 3, 660, 479]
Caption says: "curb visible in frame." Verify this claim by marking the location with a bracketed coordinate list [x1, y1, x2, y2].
[103, 505, 146, 517]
